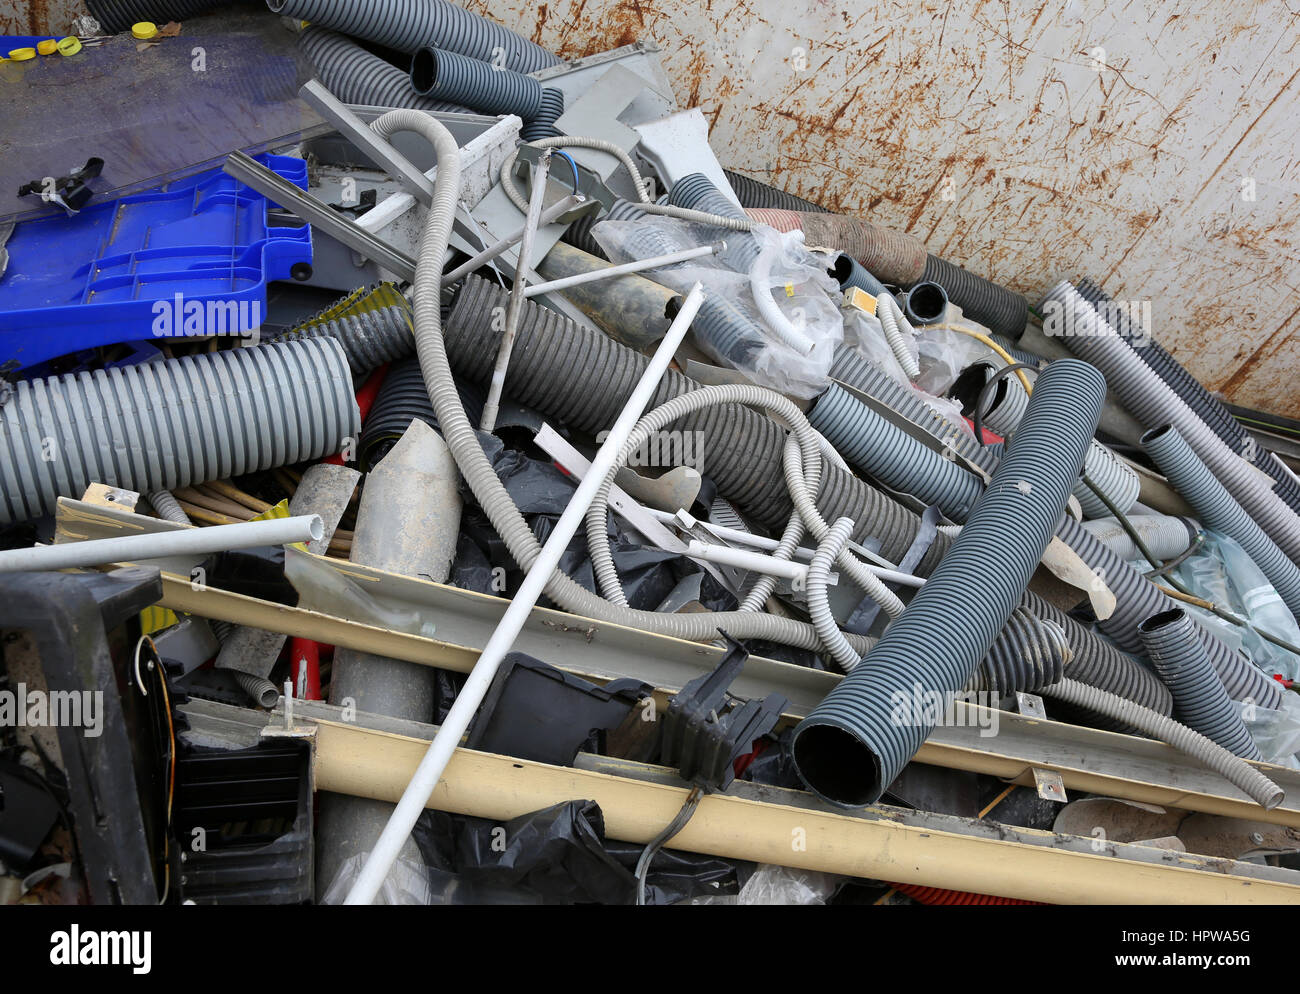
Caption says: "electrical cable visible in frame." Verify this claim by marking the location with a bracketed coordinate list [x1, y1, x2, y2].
[634, 786, 703, 905]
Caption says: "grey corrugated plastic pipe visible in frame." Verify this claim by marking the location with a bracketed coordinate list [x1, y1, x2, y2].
[0, 338, 359, 526]
[919, 254, 1029, 338]
[518, 89, 565, 142]
[724, 169, 830, 213]
[298, 27, 470, 113]
[410, 47, 543, 118]
[1080, 513, 1195, 563]
[1042, 678, 1281, 809]
[1139, 608, 1263, 760]
[791, 359, 1105, 807]
[1044, 280, 1300, 565]
[271, 290, 413, 374]
[1143, 424, 1300, 621]
[271, 0, 559, 72]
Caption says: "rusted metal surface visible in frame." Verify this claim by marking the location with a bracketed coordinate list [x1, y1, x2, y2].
[467, 0, 1300, 419]
[0, 0, 85, 34]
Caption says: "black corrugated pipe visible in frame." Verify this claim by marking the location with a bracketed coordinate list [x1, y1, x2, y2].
[1077, 278, 1300, 514]
[965, 606, 1068, 695]
[409, 47, 543, 118]
[86, 0, 254, 33]
[790, 359, 1105, 807]
[357, 357, 484, 470]
[920, 254, 1028, 338]
[722, 168, 831, 213]
[298, 27, 470, 113]
[518, 88, 565, 142]
[270, 284, 413, 374]
[1143, 424, 1300, 620]
[268, 0, 560, 73]
[560, 196, 646, 259]
[1139, 609, 1263, 761]
[444, 275, 949, 572]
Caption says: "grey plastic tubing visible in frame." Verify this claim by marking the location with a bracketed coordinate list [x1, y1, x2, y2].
[831, 253, 887, 297]
[1042, 678, 1282, 809]
[270, 0, 560, 73]
[1139, 608, 1263, 760]
[1143, 424, 1300, 621]
[444, 275, 950, 573]
[665, 173, 761, 272]
[806, 518, 866, 672]
[1046, 280, 1300, 566]
[393, 108, 885, 655]
[966, 605, 1068, 695]
[233, 672, 281, 709]
[921, 254, 1028, 338]
[810, 383, 985, 521]
[298, 27, 470, 114]
[1081, 513, 1195, 563]
[518, 89, 565, 142]
[272, 293, 414, 374]
[409, 47, 543, 118]
[723, 169, 830, 213]
[0, 338, 359, 526]
[86, 0, 251, 33]
[790, 359, 1105, 807]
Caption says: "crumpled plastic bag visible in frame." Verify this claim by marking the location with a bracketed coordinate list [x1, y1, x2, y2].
[683, 862, 841, 905]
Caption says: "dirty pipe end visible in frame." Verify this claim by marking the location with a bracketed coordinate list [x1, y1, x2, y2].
[790, 720, 884, 808]
[307, 514, 325, 543]
[1138, 607, 1185, 635]
[1140, 423, 1176, 446]
[410, 47, 439, 95]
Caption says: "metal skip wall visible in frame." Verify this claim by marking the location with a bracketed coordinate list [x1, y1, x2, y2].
[467, 0, 1300, 421]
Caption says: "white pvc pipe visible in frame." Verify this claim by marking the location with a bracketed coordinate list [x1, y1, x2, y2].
[749, 230, 815, 355]
[521, 243, 721, 297]
[0, 515, 324, 574]
[345, 283, 708, 905]
[440, 194, 584, 287]
[684, 539, 819, 583]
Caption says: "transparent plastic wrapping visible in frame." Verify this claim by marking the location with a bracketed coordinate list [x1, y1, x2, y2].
[914, 323, 997, 398]
[321, 853, 433, 906]
[683, 862, 842, 905]
[1235, 696, 1300, 768]
[593, 217, 842, 398]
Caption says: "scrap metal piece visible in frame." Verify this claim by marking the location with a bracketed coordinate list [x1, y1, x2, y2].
[1033, 767, 1068, 803]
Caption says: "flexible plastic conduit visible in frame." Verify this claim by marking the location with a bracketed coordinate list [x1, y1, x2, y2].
[1081, 514, 1195, 563]
[392, 112, 886, 660]
[0, 338, 359, 526]
[1056, 513, 1282, 709]
[810, 384, 985, 521]
[801, 518, 863, 671]
[1042, 678, 1282, 809]
[790, 359, 1106, 807]
[518, 88, 565, 142]
[409, 47, 543, 118]
[749, 232, 816, 354]
[87, 0, 250, 32]
[920, 254, 1028, 338]
[444, 275, 947, 571]
[1077, 277, 1300, 514]
[723, 169, 831, 213]
[1045, 281, 1300, 565]
[745, 208, 805, 233]
[666, 173, 761, 271]
[298, 27, 469, 113]
[271, 286, 414, 374]
[965, 606, 1068, 695]
[1139, 609, 1264, 760]
[357, 357, 484, 470]
[270, 0, 560, 72]
[1143, 424, 1300, 621]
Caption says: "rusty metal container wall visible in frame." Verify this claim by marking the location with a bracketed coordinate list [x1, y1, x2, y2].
[0, 0, 85, 33]
[465, 0, 1300, 421]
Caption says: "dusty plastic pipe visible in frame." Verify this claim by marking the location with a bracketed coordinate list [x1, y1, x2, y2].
[521, 243, 721, 297]
[684, 539, 821, 582]
[344, 283, 707, 905]
[749, 231, 816, 354]
[0, 515, 323, 574]
[480, 150, 552, 432]
[440, 194, 584, 286]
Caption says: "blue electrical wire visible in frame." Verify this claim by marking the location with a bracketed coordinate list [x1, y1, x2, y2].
[555, 150, 581, 194]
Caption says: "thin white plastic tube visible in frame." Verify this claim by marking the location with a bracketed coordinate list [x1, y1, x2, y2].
[684, 539, 817, 582]
[0, 515, 324, 574]
[440, 194, 584, 287]
[344, 283, 707, 905]
[522, 243, 720, 297]
[749, 231, 816, 354]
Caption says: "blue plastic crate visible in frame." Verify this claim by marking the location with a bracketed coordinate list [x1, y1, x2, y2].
[0, 153, 312, 371]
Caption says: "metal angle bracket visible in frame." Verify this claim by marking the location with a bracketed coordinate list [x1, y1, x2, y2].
[1032, 767, 1069, 803]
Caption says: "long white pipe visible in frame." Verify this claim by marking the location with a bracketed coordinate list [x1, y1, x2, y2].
[684, 539, 820, 582]
[521, 243, 721, 297]
[440, 194, 584, 287]
[0, 515, 324, 574]
[345, 283, 707, 904]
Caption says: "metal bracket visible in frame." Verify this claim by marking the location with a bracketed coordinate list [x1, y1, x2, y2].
[1015, 691, 1047, 719]
[1032, 767, 1068, 803]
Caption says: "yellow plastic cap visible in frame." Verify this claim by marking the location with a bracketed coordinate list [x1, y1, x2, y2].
[56, 36, 82, 56]
[131, 22, 158, 40]
[7, 47, 36, 61]
[37, 39, 58, 55]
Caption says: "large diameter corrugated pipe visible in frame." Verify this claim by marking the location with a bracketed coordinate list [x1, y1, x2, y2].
[810, 384, 985, 521]
[1143, 424, 1300, 621]
[445, 275, 947, 571]
[518, 88, 564, 142]
[798, 211, 927, 287]
[357, 357, 484, 470]
[86, 0, 247, 33]
[1080, 514, 1194, 563]
[298, 27, 470, 114]
[723, 169, 830, 213]
[1044, 281, 1300, 565]
[966, 605, 1068, 695]
[790, 359, 1106, 807]
[1055, 513, 1282, 709]
[903, 281, 948, 326]
[0, 338, 359, 525]
[409, 47, 542, 118]
[744, 207, 804, 233]
[666, 173, 760, 272]
[270, 0, 560, 73]
[1139, 609, 1264, 761]
[1042, 678, 1282, 809]
[920, 254, 1029, 338]
[271, 287, 414, 374]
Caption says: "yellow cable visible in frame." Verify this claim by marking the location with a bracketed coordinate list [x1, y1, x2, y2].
[929, 322, 1035, 395]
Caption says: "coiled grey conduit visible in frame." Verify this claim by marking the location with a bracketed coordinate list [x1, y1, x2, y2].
[395, 109, 880, 656]
[1044, 280, 1300, 565]
[270, 0, 560, 73]
[444, 275, 948, 572]
[298, 27, 469, 114]
[806, 518, 865, 672]
[1041, 678, 1281, 809]
[0, 338, 359, 525]
[791, 359, 1105, 807]
[1143, 424, 1300, 621]
[1139, 608, 1263, 760]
